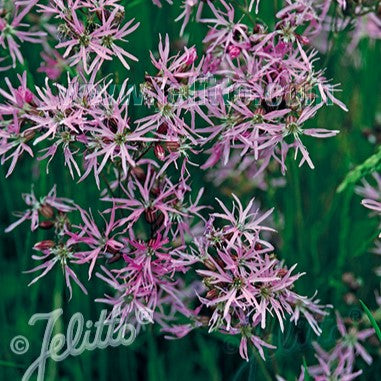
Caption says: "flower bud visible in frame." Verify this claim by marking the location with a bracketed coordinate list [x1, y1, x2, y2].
[152, 212, 165, 232]
[39, 220, 54, 230]
[198, 316, 210, 326]
[204, 258, 216, 271]
[154, 144, 165, 161]
[296, 34, 309, 45]
[277, 268, 288, 277]
[157, 122, 168, 135]
[39, 204, 54, 219]
[206, 289, 218, 300]
[227, 44, 241, 59]
[150, 185, 161, 197]
[343, 292, 357, 305]
[107, 253, 122, 264]
[106, 239, 123, 254]
[183, 47, 197, 65]
[34, 240, 55, 251]
[165, 141, 180, 152]
[145, 207, 157, 224]
[253, 23, 265, 34]
[132, 166, 146, 182]
[23, 129, 36, 142]
[342, 272, 361, 290]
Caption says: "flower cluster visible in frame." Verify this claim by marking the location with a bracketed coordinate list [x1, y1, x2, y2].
[2, 0, 352, 183]
[38, 0, 139, 76]
[154, 0, 381, 67]
[0, 73, 157, 185]
[3, 0, 378, 371]
[195, 0, 347, 175]
[6, 185, 85, 298]
[7, 185, 331, 360]
[191, 196, 329, 360]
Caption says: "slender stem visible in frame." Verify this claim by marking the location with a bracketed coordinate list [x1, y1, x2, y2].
[125, 142, 153, 182]
[101, 172, 116, 197]
[251, 350, 273, 381]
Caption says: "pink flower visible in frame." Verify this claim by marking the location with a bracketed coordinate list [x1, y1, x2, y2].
[200, 0, 250, 53]
[69, 205, 124, 279]
[238, 331, 275, 361]
[212, 194, 275, 248]
[26, 239, 87, 300]
[37, 50, 65, 80]
[0, 1, 45, 67]
[40, 2, 139, 74]
[176, 0, 203, 36]
[357, 172, 381, 237]
[333, 312, 374, 366]
[0, 112, 34, 177]
[0, 72, 36, 114]
[5, 185, 74, 233]
[227, 44, 241, 59]
[102, 164, 194, 232]
[0, 72, 37, 176]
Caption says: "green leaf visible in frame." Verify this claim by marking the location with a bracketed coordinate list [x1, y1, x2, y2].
[337, 146, 381, 193]
[360, 300, 381, 342]
[303, 357, 312, 381]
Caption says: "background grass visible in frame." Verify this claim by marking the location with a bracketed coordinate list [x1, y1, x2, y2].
[0, 1, 381, 380]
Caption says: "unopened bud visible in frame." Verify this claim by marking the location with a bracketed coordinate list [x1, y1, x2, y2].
[154, 144, 165, 161]
[277, 268, 288, 277]
[206, 289, 218, 300]
[39, 220, 54, 230]
[204, 258, 216, 271]
[198, 316, 210, 326]
[39, 204, 54, 219]
[34, 240, 55, 251]
[152, 212, 165, 232]
[343, 292, 357, 305]
[132, 166, 146, 182]
[157, 122, 168, 135]
[296, 34, 309, 45]
[165, 141, 180, 152]
[23, 129, 36, 142]
[227, 44, 241, 59]
[107, 253, 122, 264]
[150, 185, 161, 197]
[106, 239, 123, 254]
[145, 207, 157, 224]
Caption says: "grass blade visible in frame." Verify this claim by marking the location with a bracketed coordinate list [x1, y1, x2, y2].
[360, 300, 381, 342]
